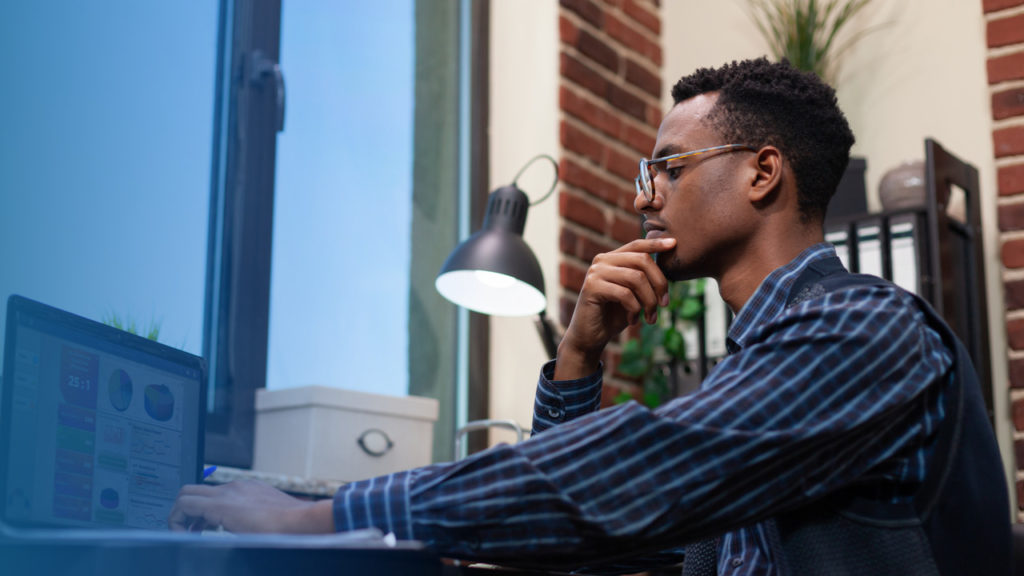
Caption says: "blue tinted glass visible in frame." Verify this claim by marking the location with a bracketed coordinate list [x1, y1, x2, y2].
[0, 1, 217, 356]
[267, 1, 414, 396]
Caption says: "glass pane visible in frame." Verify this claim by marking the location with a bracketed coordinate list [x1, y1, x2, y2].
[267, 1, 414, 397]
[0, 2, 217, 358]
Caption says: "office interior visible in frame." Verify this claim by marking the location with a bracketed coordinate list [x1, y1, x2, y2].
[1, 0, 1022, 568]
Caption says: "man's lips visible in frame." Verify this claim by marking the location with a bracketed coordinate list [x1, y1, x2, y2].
[642, 220, 668, 239]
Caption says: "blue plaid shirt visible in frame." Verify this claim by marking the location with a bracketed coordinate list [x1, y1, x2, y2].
[334, 244, 952, 575]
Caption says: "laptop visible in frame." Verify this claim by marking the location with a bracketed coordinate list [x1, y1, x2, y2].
[0, 295, 206, 532]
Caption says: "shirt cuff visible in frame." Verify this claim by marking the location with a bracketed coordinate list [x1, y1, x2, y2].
[333, 469, 417, 539]
[532, 359, 603, 434]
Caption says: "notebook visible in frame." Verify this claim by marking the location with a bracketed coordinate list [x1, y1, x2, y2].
[0, 295, 206, 532]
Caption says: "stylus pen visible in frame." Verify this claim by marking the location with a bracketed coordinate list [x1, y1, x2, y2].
[203, 465, 217, 480]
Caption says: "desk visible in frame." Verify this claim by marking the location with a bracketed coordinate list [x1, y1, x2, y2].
[0, 538, 442, 576]
[0, 538, 577, 576]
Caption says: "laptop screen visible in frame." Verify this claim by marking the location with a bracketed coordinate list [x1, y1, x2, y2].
[1, 295, 206, 530]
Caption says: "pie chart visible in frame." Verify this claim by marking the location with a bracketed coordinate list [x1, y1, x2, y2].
[107, 369, 133, 412]
[144, 384, 174, 422]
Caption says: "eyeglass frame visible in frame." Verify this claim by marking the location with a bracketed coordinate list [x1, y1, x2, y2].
[634, 143, 756, 202]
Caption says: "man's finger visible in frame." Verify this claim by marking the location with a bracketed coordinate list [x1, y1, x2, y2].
[614, 237, 676, 255]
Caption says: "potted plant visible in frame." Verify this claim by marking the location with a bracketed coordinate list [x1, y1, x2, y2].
[747, 0, 878, 85]
[616, 279, 707, 408]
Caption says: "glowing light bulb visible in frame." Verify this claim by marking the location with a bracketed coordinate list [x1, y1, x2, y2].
[474, 270, 517, 288]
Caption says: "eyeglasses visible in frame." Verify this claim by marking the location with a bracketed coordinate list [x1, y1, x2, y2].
[634, 144, 755, 202]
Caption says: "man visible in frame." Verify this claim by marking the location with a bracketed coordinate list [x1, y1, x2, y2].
[171, 58, 1010, 574]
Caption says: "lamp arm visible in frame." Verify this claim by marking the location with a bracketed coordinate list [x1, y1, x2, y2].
[535, 310, 561, 360]
[511, 154, 559, 207]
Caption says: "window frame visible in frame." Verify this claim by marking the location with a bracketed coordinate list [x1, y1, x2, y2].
[203, 0, 283, 467]
[202, 0, 488, 468]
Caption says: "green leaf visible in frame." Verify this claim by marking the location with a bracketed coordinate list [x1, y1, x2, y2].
[613, 391, 634, 405]
[639, 323, 662, 356]
[642, 390, 661, 409]
[663, 327, 686, 360]
[679, 297, 705, 321]
[618, 339, 649, 377]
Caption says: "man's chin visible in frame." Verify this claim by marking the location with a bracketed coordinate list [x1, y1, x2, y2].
[656, 251, 706, 282]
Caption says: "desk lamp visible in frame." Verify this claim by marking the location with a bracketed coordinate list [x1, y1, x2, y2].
[435, 155, 560, 357]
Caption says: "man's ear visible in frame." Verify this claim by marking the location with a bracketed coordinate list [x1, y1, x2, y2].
[748, 146, 783, 205]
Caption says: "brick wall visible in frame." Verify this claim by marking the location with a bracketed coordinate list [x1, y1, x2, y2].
[985, 0, 1024, 517]
[557, 0, 662, 405]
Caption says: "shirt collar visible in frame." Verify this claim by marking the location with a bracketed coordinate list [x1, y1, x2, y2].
[726, 243, 838, 353]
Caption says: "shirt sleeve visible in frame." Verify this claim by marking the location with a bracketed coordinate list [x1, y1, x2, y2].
[334, 284, 952, 572]
[531, 359, 603, 435]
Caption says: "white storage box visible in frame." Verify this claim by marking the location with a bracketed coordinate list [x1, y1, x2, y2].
[253, 386, 439, 482]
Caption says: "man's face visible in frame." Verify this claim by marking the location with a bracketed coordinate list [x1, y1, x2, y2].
[636, 93, 756, 281]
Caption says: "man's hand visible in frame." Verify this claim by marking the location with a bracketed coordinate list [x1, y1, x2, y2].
[555, 238, 675, 381]
[168, 480, 335, 534]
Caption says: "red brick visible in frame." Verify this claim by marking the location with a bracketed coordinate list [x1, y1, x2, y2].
[606, 83, 648, 121]
[646, 103, 663, 128]
[1007, 278, 1024, 310]
[1014, 398, 1024, 429]
[984, 0, 1024, 12]
[560, 156, 621, 204]
[1003, 237, 1024, 268]
[561, 121, 607, 165]
[578, 233, 617, 261]
[999, 201, 1024, 231]
[614, 187, 639, 211]
[621, 122, 657, 156]
[576, 28, 620, 73]
[561, 52, 609, 100]
[1000, 163, 1024, 196]
[1010, 357, 1024, 388]
[623, 0, 661, 34]
[995, 125, 1024, 158]
[605, 11, 662, 66]
[559, 226, 578, 256]
[988, 13, 1024, 48]
[560, 191, 608, 234]
[560, 86, 622, 139]
[624, 58, 661, 100]
[1008, 317, 1024, 349]
[993, 86, 1024, 120]
[559, 260, 588, 292]
[559, 15, 579, 45]
[605, 146, 638, 182]
[560, 0, 604, 28]
[988, 51, 1024, 84]
[611, 212, 643, 243]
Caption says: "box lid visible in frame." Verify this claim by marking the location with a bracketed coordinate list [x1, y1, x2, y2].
[256, 385, 439, 422]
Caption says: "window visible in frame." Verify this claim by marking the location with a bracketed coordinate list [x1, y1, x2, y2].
[0, 0, 488, 469]
[0, 3, 216, 374]
[205, 0, 489, 466]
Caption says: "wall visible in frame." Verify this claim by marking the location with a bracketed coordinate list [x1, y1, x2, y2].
[555, 0, 665, 403]
[488, 0, 561, 441]
[488, 0, 664, 435]
[985, 0, 1024, 519]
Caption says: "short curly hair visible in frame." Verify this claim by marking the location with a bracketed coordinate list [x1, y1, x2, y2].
[671, 58, 854, 222]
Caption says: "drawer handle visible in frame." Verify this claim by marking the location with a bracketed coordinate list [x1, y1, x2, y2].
[356, 429, 394, 457]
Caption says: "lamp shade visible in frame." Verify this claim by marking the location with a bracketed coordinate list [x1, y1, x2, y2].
[435, 184, 546, 316]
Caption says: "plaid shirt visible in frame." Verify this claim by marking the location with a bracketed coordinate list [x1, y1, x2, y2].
[334, 244, 952, 575]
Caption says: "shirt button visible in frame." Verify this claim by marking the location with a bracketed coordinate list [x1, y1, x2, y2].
[731, 558, 743, 567]
[547, 408, 561, 419]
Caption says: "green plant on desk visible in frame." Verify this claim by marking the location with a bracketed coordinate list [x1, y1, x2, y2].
[616, 279, 706, 408]
[103, 311, 161, 341]
[747, 0, 879, 85]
